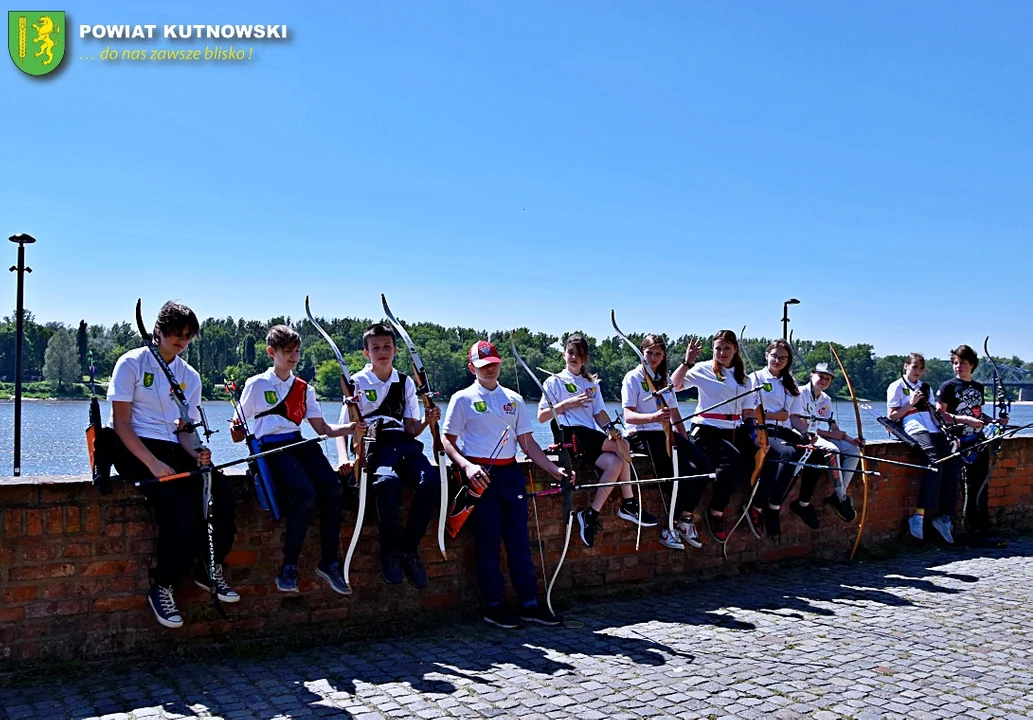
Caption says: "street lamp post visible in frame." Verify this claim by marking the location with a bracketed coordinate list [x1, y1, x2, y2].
[781, 298, 800, 340]
[9, 233, 36, 477]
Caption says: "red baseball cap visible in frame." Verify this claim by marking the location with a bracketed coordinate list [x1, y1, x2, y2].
[468, 340, 502, 368]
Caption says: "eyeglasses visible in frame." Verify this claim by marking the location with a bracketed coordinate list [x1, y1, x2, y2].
[769, 355, 789, 363]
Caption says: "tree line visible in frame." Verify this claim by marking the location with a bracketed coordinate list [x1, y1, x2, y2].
[0, 309, 1026, 403]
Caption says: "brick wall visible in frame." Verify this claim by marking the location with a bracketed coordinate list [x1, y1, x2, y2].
[2, 437, 1031, 665]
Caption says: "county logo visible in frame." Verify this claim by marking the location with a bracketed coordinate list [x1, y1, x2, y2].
[8, 11, 65, 76]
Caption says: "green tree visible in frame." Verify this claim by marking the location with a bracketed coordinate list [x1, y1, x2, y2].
[43, 329, 80, 391]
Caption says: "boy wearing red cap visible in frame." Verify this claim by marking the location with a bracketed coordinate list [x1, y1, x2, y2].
[340, 323, 442, 587]
[442, 340, 568, 629]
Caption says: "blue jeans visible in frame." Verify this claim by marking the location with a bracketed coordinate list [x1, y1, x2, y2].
[263, 434, 342, 566]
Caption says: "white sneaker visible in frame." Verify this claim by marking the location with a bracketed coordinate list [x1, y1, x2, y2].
[908, 514, 924, 540]
[931, 515, 954, 544]
[676, 518, 702, 549]
[659, 528, 684, 550]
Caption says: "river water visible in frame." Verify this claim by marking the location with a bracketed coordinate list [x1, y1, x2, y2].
[1, 400, 1030, 477]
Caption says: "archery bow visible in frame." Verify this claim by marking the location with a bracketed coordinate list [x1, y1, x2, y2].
[610, 310, 682, 544]
[305, 296, 367, 590]
[829, 344, 868, 561]
[134, 300, 226, 618]
[722, 328, 770, 556]
[382, 294, 450, 561]
[511, 333, 573, 617]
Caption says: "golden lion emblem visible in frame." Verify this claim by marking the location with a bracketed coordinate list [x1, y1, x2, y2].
[32, 15, 60, 66]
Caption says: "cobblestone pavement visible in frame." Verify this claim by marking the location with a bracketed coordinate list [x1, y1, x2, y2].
[3, 541, 1033, 720]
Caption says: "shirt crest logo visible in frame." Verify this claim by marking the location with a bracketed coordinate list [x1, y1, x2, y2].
[586, 387, 597, 398]
[641, 381, 649, 391]
[763, 382, 773, 392]
[473, 400, 488, 413]
[364, 389, 378, 402]
[264, 390, 278, 405]
[503, 402, 516, 414]
[142, 372, 154, 388]
[565, 382, 577, 393]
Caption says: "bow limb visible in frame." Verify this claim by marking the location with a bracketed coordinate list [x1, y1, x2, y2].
[611, 310, 681, 539]
[511, 334, 573, 615]
[382, 294, 449, 560]
[723, 333, 769, 557]
[342, 433, 372, 591]
[305, 297, 365, 467]
[829, 344, 868, 561]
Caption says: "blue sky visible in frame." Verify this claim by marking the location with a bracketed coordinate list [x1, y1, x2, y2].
[3, 1, 1031, 360]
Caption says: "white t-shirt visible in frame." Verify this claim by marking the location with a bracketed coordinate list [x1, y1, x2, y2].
[742, 368, 803, 429]
[887, 377, 939, 435]
[538, 369, 606, 431]
[339, 365, 420, 429]
[443, 382, 530, 460]
[799, 382, 835, 428]
[621, 365, 679, 434]
[674, 361, 748, 431]
[235, 368, 323, 440]
[107, 346, 201, 443]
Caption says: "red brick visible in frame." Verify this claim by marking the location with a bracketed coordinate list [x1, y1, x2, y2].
[84, 505, 102, 532]
[3, 585, 37, 603]
[66, 506, 81, 533]
[9, 563, 76, 581]
[96, 539, 127, 556]
[224, 550, 258, 566]
[104, 523, 123, 537]
[107, 576, 146, 593]
[45, 507, 64, 535]
[81, 560, 132, 576]
[124, 522, 150, 537]
[93, 596, 146, 612]
[4, 509, 21, 537]
[24, 600, 88, 619]
[0, 607, 24, 623]
[25, 509, 43, 536]
[62, 543, 92, 558]
[21, 545, 56, 562]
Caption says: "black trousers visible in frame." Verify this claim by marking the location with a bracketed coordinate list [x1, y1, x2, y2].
[368, 430, 441, 556]
[629, 430, 716, 516]
[755, 428, 805, 509]
[961, 447, 992, 534]
[688, 425, 754, 512]
[911, 431, 960, 517]
[115, 438, 236, 587]
[263, 434, 343, 566]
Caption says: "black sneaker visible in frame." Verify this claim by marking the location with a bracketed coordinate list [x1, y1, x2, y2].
[400, 551, 428, 589]
[790, 500, 820, 530]
[616, 500, 659, 527]
[316, 559, 352, 595]
[824, 494, 856, 523]
[483, 603, 523, 629]
[705, 512, 728, 543]
[148, 584, 183, 629]
[520, 603, 563, 626]
[970, 533, 1007, 548]
[382, 551, 403, 585]
[194, 563, 240, 603]
[276, 564, 300, 593]
[577, 509, 602, 548]
[745, 505, 764, 539]
[764, 507, 781, 538]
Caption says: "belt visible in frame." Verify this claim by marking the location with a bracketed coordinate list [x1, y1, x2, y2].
[700, 413, 741, 421]
[259, 431, 303, 445]
[903, 408, 921, 417]
[466, 456, 516, 466]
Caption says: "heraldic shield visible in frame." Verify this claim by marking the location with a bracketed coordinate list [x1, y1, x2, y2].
[9, 11, 65, 76]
